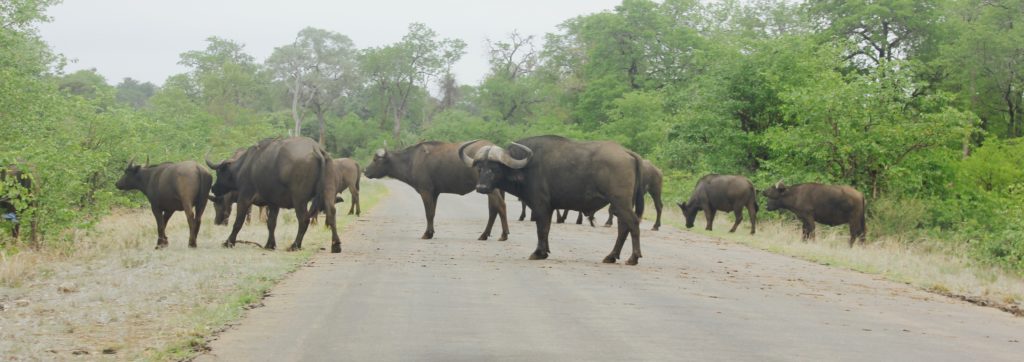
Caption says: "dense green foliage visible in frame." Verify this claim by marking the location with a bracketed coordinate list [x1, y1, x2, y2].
[2, 0, 1023, 272]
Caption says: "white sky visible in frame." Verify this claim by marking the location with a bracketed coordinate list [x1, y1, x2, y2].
[38, 0, 622, 87]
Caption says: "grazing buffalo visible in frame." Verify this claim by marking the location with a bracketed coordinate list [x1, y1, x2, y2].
[1, 164, 37, 241]
[678, 174, 758, 234]
[209, 191, 271, 226]
[206, 137, 341, 252]
[364, 141, 509, 241]
[115, 159, 212, 249]
[331, 158, 361, 216]
[761, 181, 866, 246]
[460, 135, 645, 265]
[603, 159, 663, 230]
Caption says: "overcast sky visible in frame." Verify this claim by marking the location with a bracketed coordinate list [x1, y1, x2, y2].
[38, 0, 622, 87]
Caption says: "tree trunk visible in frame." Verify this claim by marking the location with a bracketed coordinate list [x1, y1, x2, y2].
[291, 78, 303, 137]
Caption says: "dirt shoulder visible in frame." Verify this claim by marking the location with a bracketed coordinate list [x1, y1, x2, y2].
[0, 181, 386, 360]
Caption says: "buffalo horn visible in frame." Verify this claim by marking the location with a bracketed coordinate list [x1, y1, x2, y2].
[374, 148, 386, 158]
[144, 155, 150, 167]
[205, 151, 223, 170]
[775, 179, 784, 188]
[127, 157, 136, 169]
[457, 140, 480, 168]
[503, 142, 532, 169]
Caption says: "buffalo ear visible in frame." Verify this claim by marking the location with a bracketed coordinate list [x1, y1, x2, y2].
[677, 202, 686, 209]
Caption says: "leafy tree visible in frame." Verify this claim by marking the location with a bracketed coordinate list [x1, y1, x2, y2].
[360, 23, 466, 142]
[115, 77, 157, 109]
[266, 27, 359, 143]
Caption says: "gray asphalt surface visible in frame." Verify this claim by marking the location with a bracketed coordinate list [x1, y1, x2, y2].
[197, 179, 1024, 361]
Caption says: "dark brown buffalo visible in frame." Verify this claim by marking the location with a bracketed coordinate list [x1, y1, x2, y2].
[206, 137, 341, 252]
[208, 191, 269, 226]
[364, 141, 509, 241]
[115, 159, 212, 249]
[678, 174, 758, 234]
[460, 135, 645, 265]
[1, 164, 38, 241]
[331, 158, 361, 216]
[761, 181, 866, 246]
[603, 159, 663, 230]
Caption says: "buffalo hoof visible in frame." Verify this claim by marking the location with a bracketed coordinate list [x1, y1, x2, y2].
[331, 242, 341, 253]
[222, 241, 234, 248]
[155, 243, 168, 250]
[421, 232, 434, 240]
[652, 226, 660, 231]
[529, 251, 548, 260]
[602, 255, 617, 263]
[477, 234, 489, 241]
[604, 223, 612, 228]
[264, 243, 276, 250]
[188, 243, 197, 248]
[626, 255, 640, 265]
[498, 234, 508, 241]
[287, 244, 301, 252]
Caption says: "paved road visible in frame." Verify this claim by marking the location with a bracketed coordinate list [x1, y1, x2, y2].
[198, 179, 1024, 361]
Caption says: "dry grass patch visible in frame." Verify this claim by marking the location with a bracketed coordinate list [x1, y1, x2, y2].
[656, 207, 1024, 314]
[0, 181, 387, 360]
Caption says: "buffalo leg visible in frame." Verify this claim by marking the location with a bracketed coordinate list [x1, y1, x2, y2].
[418, 191, 438, 239]
[849, 215, 866, 247]
[518, 200, 526, 221]
[150, 207, 168, 249]
[555, 209, 568, 224]
[747, 201, 757, 235]
[288, 202, 311, 251]
[183, 205, 199, 248]
[264, 206, 280, 250]
[704, 208, 717, 231]
[799, 217, 815, 241]
[348, 186, 360, 216]
[530, 207, 554, 260]
[604, 208, 614, 227]
[604, 200, 642, 265]
[325, 193, 342, 253]
[480, 191, 508, 241]
[224, 198, 253, 248]
[651, 190, 663, 231]
[729, 209, 742, 233]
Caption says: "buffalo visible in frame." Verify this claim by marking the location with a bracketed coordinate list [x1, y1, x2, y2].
[331, 158, 361, 216]
[115, 159, 212, 249]
[602, 159, 663, 230]
[460, 135, 645, 265]
[761, 181, 866, 246]
[1, 164, 37, 241]
[206, 137, 341, 252]
[678, 174, 758, 234]
[364, 141, 509, 241]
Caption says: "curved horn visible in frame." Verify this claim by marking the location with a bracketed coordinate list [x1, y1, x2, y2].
[127, 157, 136, 169]
[144, 155, 150, 167]
[205, 151, 223, 170]
[502, 142, 533, 169]
[775, 179, 784, 188]
[457, 139, 480, 168]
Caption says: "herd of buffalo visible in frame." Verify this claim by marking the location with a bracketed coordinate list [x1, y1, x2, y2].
[1, 135, 868, 265]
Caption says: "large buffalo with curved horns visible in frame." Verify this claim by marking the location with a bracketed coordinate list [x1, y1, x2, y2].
[364, 141, 509, 241]
[460, 135, 646, 265]
[206, 137, 341, 252]
[115, 158, 212, 249]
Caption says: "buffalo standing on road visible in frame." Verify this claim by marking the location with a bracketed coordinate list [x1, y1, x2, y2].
[206, 137, 341, 252]
[115, 159, 212, 249]
[761, 181, 866, 246]
[460, 135, 645, 265]
[331, 158, 361, 216]
[678, 174, 758, 234]
[364, 141, 510, 241]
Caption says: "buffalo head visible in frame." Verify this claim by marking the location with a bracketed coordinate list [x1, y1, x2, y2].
[761, 180, 786, 211]
[364, 148, 390, 179]
[115, 157, 148, 191]
[677, 202, 700, 228]
[206, 152, 238, 197]
[208, 193, 233, 225]
[459, 140, 532, 194]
